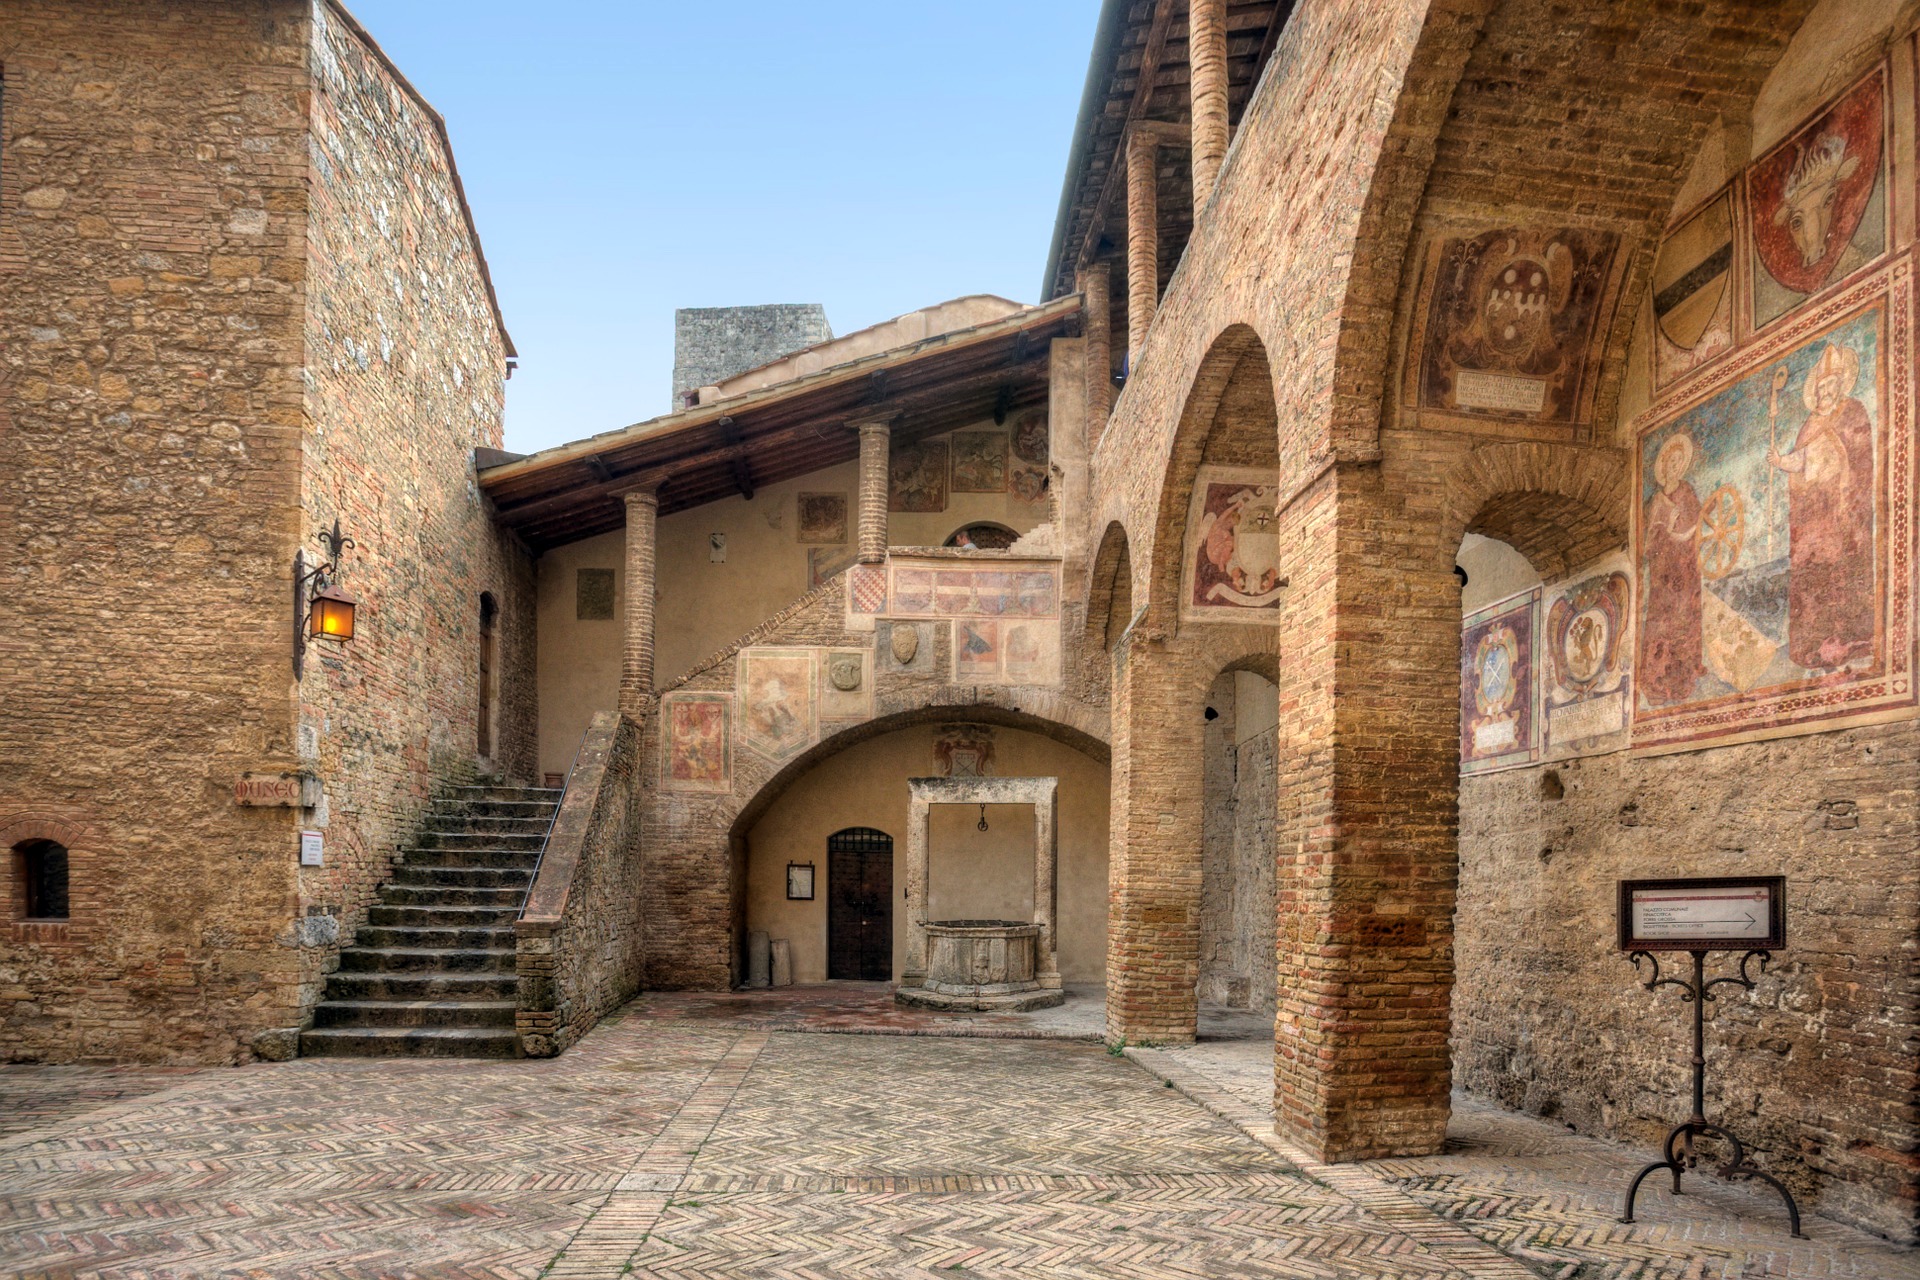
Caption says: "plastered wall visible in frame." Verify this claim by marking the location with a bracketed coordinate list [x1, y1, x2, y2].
[534, 418, 1049, 778]
[1198, 671, 1279, 1013]
[741, 724, 1110, 984]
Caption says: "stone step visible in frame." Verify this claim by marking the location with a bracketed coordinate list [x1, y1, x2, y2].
[428, 798, 562, 822]
[444, 785, 563, 805]
[400, 846, 544, 870]
[366, 902, 519, 928]
[353, 924, 515, 950]
[337, 946, 516, 974]
[311, 999, 518, 1030]
[391, 864, 533, 889]
[378, 883, 523, 908]
[423, 812, 554, 836]
[323, 971, 517, 1001]
[298, 1026, 521, 1059]
[416, 830, 547, 852]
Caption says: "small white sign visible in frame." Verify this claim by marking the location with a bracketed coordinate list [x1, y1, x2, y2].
[1631, 885, 1771, 941]
[299, 830, 324, 867]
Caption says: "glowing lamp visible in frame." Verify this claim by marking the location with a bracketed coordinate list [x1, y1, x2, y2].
[308, 584, 358, 641]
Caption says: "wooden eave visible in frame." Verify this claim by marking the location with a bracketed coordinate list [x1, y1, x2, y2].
[479, 296, 1082, 551]
[1040, 0, 1294, 304]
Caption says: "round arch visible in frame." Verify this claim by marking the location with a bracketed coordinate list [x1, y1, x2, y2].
[1438, 441, 1629, 578]
[1085, 520, 1136, 649]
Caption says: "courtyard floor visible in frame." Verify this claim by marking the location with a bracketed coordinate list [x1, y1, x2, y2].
[0, 987, 1911, 1278]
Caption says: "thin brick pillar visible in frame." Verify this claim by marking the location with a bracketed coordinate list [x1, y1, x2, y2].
[1104, 628, 1204, 1045]
[1125, 129, 1159, 368]
[1188, 0, 1229, 205]
[1271, 464, 1457, 1161]
[1076, 262, 1112, 442]
[618, 488, 659, 716]
[856, 420, 890, 564]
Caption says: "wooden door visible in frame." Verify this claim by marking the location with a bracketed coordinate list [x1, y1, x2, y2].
[827, 828, 894, 981]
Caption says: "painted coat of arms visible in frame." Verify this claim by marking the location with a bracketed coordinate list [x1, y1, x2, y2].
[1182, 466, 1283, 623]
[1652, 189, 1735, 390]
[1541, 556, 1632, 758]
[737, 647, 818, 762]
[661, 692, 732, 793]
[1747, 65, 1886, 331]
[1461, 589, 1539, 774]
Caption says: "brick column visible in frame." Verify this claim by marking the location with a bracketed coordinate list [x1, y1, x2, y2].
[1103, 629, 1204, 1046]
[1270, 465, 1458, 1162]
[856, 420, 890, 564]
[1188, 0, 1229, 205]
[1125, 129, 1159, 368]
[1076, 263, 1113, 440]
[618, 487, 659, 716]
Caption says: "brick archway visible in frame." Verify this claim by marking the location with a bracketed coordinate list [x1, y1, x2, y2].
[1085, 520, 1137, 650]
[1440, 441, 1630, 577]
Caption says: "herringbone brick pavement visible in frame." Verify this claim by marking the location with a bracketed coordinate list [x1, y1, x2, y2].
[1132, 1040, 1920, 1280]
[4, 1006, 1914, 1278]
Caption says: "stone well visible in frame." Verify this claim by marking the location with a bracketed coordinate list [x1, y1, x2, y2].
[896, 919, 1065, 1012]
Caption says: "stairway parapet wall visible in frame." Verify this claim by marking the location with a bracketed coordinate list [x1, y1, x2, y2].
[516, 711, 645, 1057]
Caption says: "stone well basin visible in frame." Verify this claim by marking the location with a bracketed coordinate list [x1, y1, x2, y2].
[895, 919, 1065, 1012]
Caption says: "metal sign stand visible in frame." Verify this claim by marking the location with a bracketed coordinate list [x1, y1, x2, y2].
[1618, 947, 1804, 1237]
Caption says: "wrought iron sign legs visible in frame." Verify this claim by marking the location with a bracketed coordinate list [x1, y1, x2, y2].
[1619, 948, 1804, 1238]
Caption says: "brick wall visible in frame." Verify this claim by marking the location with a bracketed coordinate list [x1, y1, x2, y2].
[0, 0, 313, 1063]
[294, 2, 536, 1017]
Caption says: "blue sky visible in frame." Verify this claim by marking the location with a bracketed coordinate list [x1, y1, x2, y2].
[345, 1, 1100, 455]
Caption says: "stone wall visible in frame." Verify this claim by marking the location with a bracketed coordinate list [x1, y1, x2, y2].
[517, 711, 644, 1057]
[671, 303, 831, 409]
[296, 2, 536, 1018]
[0, 0, 313, 1063]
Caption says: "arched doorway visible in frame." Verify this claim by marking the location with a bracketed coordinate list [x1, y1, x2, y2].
[826, 827, 893, 981]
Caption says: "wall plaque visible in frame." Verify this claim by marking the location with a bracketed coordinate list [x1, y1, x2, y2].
[1617, 876, 1785, 951]
[235, 772, 320, 807]
[299, 830, 325, 867]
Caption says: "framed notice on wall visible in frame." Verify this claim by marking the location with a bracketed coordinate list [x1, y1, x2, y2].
[1617, 876, 1785, 951]
[786, 862, 815, 901]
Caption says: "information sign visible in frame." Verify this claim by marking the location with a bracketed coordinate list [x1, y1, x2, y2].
[299, 830, 325, 867]
[1617, 876, 1785, 951]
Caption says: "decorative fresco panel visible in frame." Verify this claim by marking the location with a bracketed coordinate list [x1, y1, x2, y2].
[1748, 65, 1887, 333]
[737, 647, 818, 762]
[1461, 589, 1540, 775]
[808, 544, 856, 589]
[1180, 466, 1284, 624]
[661, 692, 731, 793]
[887, 559, 1061, 620]
[950, 616, 1060, 685]
[1541, 554, 1633, 759]
[1011, 411, 1049, 465]
[796, 492, 848, 544]
[818, 648, 872, 722]
[1411, 225, 1623, 428]
[950, 432, 1009, 493]
[888, 439, 948, 512]
[1632, 263, 1913, 753]
[1652, 188, 1736, 391]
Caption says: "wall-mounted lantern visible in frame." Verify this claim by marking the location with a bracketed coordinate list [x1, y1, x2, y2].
[294, 519, 359, 678]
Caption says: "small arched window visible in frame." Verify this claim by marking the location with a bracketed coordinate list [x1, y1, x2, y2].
[944, 522, 1019, 550]
[14, 839, 69, 920]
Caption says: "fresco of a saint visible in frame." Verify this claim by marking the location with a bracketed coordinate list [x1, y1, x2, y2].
[1639, 433, 1705, 706]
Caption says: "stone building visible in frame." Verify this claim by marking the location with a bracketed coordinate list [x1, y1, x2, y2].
[5, 0, 1920, 1248]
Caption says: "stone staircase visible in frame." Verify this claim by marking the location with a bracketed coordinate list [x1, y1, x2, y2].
[299, 783, 561, 1059]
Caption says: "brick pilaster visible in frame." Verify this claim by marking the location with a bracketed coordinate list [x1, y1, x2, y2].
[856, 421, 890, 564]
[619, 488, 659, 715]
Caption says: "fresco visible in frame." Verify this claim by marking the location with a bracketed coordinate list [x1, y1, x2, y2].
[796, 492, 848, 544]
[1412, 225, 1622, 427]
[888, 439, 948, 512]
[934, 724, 995, 777]
[1748, 65, 1886, 332]
[1652, 188, 1735, 390]
[1632, 268, 1913, 753]
[1461, 589, 1539, 775]
[845, 562, 889, 630]
[950, 432, 1008, 492]
[737, 647, 818, 762]
[950, 617, 1060, 685]
[888, 560, 1060, 621]
[1541, 555, 1633, 759]
[1010, 411, 1049, 503]
[661, 692, 731, 793]
[808, 545, 856, 589]
[1181, 466, 1284, 623]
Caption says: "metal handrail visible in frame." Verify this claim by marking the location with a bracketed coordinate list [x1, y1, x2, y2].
[516, 728, 586, 920]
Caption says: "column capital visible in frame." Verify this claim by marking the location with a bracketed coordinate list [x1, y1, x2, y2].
[618, 485, 660, 511]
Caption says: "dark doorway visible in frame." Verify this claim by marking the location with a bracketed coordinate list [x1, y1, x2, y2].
[478, 593, 497, 758]
[827, 827, 893, 981]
